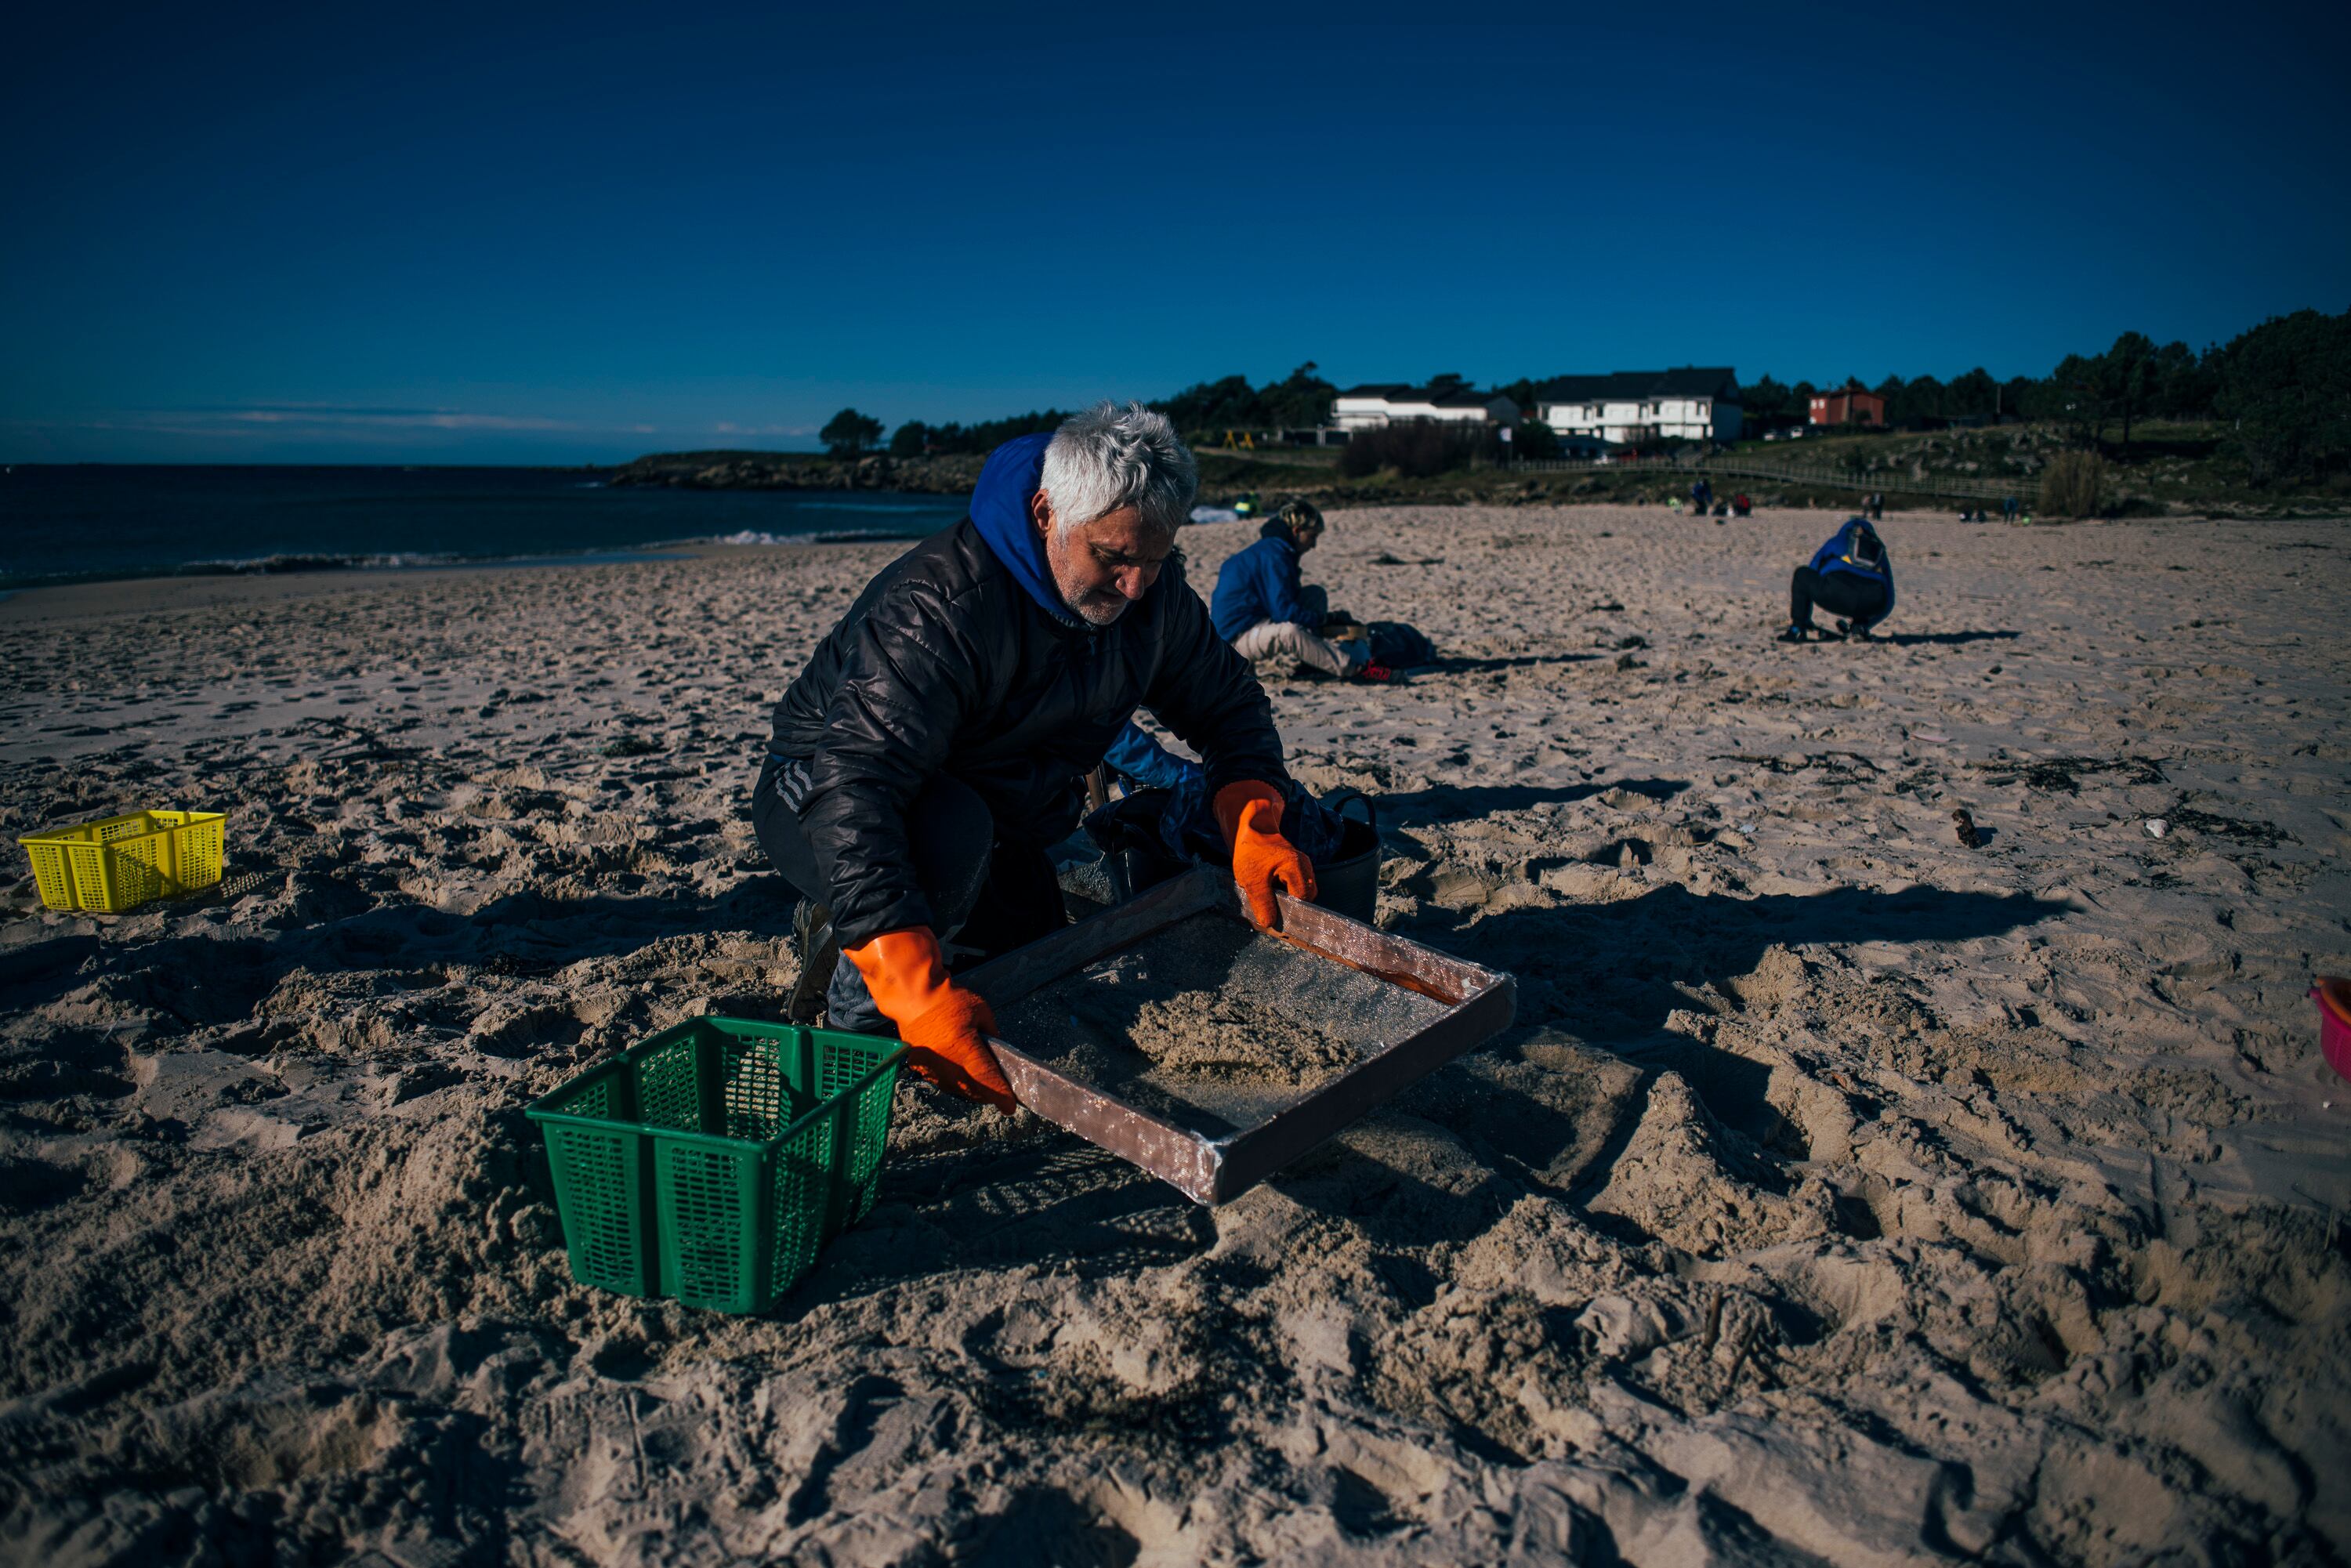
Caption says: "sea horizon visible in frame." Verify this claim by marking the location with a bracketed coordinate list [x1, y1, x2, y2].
[0, 462, 963, 592]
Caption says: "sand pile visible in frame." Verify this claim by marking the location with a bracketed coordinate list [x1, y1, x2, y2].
[1, 508, 2347, 1563]
[995, 911, 1451, 1135]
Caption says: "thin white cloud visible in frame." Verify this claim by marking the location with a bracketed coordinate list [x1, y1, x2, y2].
[713, 420, 815, 437]
[174, 404, 576, 432]
[2, 404, 669, 440]
[0, 408, 686, 465]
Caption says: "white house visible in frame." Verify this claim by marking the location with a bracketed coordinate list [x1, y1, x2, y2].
[1534, 368, 1742, 446]
[1331, 381, 1522, 433]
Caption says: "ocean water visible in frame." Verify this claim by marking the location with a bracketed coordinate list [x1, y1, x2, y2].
[0, 465, 969, 590]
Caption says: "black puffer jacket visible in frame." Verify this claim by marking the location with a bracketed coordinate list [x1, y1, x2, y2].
[769, 519, 1288, 946]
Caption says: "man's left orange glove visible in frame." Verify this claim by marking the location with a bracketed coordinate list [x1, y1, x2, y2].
[842, 929, 1018, 1114]
[1215, 780, 1317, 930]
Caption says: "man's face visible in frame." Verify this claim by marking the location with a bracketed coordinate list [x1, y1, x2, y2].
[1032, 495, 1174, 627]
[1292, 520, 1324, 554]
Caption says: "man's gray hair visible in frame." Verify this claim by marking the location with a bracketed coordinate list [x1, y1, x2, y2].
[1040, 401, 1197, 537]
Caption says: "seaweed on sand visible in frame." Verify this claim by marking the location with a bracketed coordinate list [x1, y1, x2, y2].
[1974, 755, 2166, 794]
[2166, 800, 2295, 847]
[1713, 751, 1882, 778]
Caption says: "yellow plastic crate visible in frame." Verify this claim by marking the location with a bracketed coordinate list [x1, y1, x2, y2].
[17, 809, 227, 914]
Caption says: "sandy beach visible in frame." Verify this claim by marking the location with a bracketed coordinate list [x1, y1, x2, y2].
[2, 504, 2347, 1565]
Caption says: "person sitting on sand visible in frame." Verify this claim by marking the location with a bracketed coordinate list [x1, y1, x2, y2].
[1780, 516, 1895, 643]
[754, 403, 1313, 1113]
[1209, 500, 1392, 683]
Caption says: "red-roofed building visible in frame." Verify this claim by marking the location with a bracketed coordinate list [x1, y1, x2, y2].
[1811, 382, 1886, 427]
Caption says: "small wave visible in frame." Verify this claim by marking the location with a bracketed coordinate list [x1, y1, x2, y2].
[1188, 506, 1241, 525]
[785, 499, 956, 515]
[174, 550, 460, 575]
[0, 539, 693, 593]
[808, 527, 922, 544]
[691, 525, 929, 549]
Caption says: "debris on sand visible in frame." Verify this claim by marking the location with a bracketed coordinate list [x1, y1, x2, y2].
[2167, 800, 2295, 846]
[1714, 751, 1882, 778]
[1974, 753, 2165, 793]
[1952, 807, 1982, 847]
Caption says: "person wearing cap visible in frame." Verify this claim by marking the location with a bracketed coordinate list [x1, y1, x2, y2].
[753, 403, 1312, 1114]
[1208, 500, 1392, 683]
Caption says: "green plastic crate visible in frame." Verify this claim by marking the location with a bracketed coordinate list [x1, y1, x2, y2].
[525, 1016, 904, 1313]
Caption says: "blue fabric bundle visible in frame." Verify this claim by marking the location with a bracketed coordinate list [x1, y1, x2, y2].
[1099, 726, 1349, 867]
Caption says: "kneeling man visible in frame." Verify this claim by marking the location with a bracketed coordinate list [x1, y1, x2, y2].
[754, 404, 1315, 1111]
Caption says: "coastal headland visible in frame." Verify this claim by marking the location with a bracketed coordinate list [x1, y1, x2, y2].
[611, 415, 2342, 519]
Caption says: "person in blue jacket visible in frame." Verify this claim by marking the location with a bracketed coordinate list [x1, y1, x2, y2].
[1209, 500, 1391, 682]
[1780, 517, 1894, 641]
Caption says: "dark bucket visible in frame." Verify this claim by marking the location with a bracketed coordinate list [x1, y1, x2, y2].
[1310, 791, 1380, 925]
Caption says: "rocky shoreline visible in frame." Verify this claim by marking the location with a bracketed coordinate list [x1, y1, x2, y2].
[606, 448, 985, 494]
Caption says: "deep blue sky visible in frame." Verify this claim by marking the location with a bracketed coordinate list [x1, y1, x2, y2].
[5, 1, 2343, 463]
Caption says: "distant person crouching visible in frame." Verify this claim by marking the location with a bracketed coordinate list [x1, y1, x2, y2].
[1779, 516, 1894, 643]
[1210, 500, 1392, 683]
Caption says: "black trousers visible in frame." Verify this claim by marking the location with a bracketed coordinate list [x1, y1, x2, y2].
[752, 755, 1064, 1026]
[1789, 567, 1889, 630]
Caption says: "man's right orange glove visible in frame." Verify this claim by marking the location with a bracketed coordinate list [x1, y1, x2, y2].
[1214, 780, 1317, 930]
[842, 929, 1018, 1114]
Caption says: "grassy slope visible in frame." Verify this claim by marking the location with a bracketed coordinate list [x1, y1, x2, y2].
[1719, 420, 2348, 517]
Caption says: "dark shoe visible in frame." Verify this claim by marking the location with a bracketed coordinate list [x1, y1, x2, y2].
[787, 900, 839, 1025]
[1776, 625, 1809, 644]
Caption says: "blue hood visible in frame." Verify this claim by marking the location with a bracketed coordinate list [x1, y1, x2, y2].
[969, 433, 1076, 625]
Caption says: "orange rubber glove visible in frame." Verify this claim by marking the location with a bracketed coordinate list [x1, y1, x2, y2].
[1214, 780, 1317, 930]
[842, 929, 1017, 1114]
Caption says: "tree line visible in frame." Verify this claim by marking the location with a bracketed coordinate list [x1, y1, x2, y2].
[813, 306, 2348, 487]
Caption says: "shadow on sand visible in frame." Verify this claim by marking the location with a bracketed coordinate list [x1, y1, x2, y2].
[1415, 653, 1600, 675]
[56, 876, 806, 1037]
[1372, 777, 1690, 826]
[1874, 629, 2022, 647]
[1408, 881, 2068, 1041]
[783, 880, 2074, 1311]
[1247, 880, 2080, 1254]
